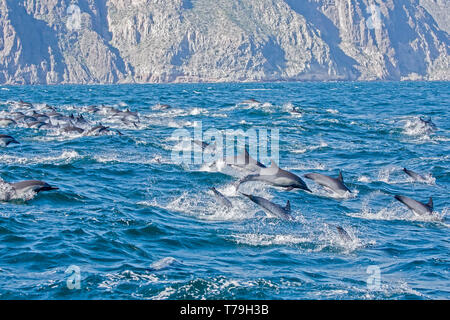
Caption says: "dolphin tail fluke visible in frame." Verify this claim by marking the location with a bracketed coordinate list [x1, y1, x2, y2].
[427, 197, 433, 209]
[11, 139, 20, 144]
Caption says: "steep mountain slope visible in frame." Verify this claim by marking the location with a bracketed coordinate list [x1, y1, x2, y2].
[0, 0, 448, 84]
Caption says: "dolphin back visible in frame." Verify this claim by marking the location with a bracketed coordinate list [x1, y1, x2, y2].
[11, 180, 58, 193]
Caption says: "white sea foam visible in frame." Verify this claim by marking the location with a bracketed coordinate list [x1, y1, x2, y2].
[0, 150, 81, 165]
[291, 141, 328, 154]
[151, 257, 178, 270]
[228, 233, 310, 246]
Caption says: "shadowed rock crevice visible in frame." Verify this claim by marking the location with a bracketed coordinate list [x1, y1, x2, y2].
[284, 0, 361, 80]
[4, 0, 65, 83]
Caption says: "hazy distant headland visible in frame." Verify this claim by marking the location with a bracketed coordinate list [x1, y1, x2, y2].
[0, 0, 448, 84]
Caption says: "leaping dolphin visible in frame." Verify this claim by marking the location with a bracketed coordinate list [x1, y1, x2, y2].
[303, 171, 351, 195]
[237, 160, 311, 192]
[419, 116, 437, 130]
[403, 168, 427, 182]
[0, 135, 19, 147]
[10, 180, 58, 194]
[241, 193, 293, 220]
[394, 195, 433, 215]
[212, 149, 266, 172]
[210, 187, 233, 209]
[0, 118, 16, 127]
[336, 226, 352, 241]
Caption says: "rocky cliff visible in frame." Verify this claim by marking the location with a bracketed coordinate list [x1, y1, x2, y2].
[0, 0, 448, 84]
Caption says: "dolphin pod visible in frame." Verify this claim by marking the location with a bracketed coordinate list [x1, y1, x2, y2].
[1, 99, 440, 224]
[0, 100, 135, 137]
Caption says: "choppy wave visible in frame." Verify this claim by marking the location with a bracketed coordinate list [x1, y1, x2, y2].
[0, 82, 448, 300]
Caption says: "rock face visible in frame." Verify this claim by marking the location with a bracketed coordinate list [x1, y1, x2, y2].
[0, 0, 448, 84]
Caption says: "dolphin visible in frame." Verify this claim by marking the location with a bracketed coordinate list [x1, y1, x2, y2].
[34, 113, 50, 122]
[394, 195, 433, 215]
[98, 105, 120, 116]
[75, 114, 89, 126]
[15, 115, 37, 124]
[49, 114, 72, 127]
[111, 111, 139, 122]
[86, 124, 110, 136]
[237, 160, 311, 192]
[84, 105, 99, 113]
[152, 104, 171, 111]
[86, 124, 122, 136]
[210, 187, 233, 209]
[241, 193, 293, 220]
[10, 180, 58, 194]
[0, 135, 19, 147]
[62, 126, 84, 135]
[18, 100, 33, 108]
[241, 99, 260, 104]
[120, 118, 139, 128]
[9, 111, 24, 118]
[419, 116, 437, 130]
[222, 149, 267, 172]
[42, 104, 56, 112]
[0, 118, 16, 127]
[303, 171, 351, 195]
[27, 121, 46, 129]
[403, 168, 427, 182]
[336, 226, 352, 242]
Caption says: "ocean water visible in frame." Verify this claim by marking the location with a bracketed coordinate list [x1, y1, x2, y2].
[0, 82, 448, 300]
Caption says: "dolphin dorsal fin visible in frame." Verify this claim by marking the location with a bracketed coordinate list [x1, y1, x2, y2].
[427, 197, 433, 209]
[338, 171, 344, 182]
[270, 160, 279, 169]
[285, 200, 291, 212]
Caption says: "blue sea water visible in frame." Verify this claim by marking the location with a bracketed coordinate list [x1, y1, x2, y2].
[0, 82, 449, 300]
